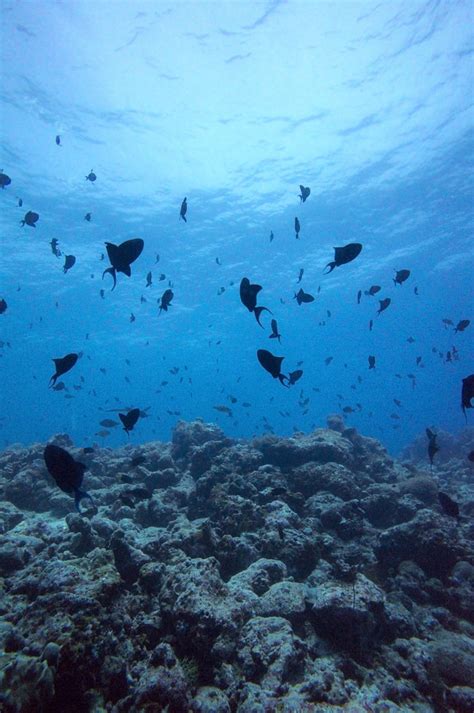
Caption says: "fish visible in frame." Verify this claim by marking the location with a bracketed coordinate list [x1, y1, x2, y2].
[324, 356, 333, 366]
[95, 429, 110, 438]
[416, 356, 422, 366]
[50, 239, 61, 257]
[461, 374, 474, 418]
[20, 211, 39, 227]
[468, 451, 474, 463]
[180, 197, 187, 222]
[119, 408, 140, 434]
[52, 381, 66, 391]
[55, 135, 61, 146]
[17, 197, 23, 206]
[357, 290, 362, 304]
[129, 313, 136, 323]
[414, 286, 419, 295]
[159, 288, 174, 314]
[295, 217, 301, 239]
[63, 255, 76, 273]
[0, 299, 7, 315]
[297, 268, 304, 283]
[369, 319, 373, 331]
[240, 278, 271, 327]
[216, 257, 221, 265]
[299, 185, 311, 203]
[0, 170, 11, 189]
[85, 170, 97, 182]
[43, 444, 93, 512]
[49, 353, 78, 387]
[100, 289, 105, 299]
[146, 271, 152, 287]
[257, 349, 289, 386]
[454, 319, 470, 333]
[407, 337, 415, 343]
[294, 288, 314, 305]
[84, 213, 91, 222]
[377, 298, 391, 315]
[426, 428, 439, 468]
[270, 231, 274, 242]
[368, 356, 376, 369]
[102, 238, 144, 290]
[288, 369, 303, 386]
[214, 405, 232, 416]
[99, 419, 119, 428]
[365, 285, 381, 296]
[438, 492, 459, 519]
[393, 269, 410, 286]
[269, 319, 281, 343]
[324, 243, 362, 273]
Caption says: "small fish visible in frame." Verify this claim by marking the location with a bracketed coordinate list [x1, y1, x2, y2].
[467, 450, 474, 463]
[159, 288, 174, 314]
[377, 298, 391, 315]
[85, 170, 97, 182]
[416, 356, 422, 366]
[257, 349, 289, 386]
[49, 353, 78, 387]
[369, 319, 373, 331]
[240, 278, 271, 327]
[393, 399, 402, 407]
[295, 217, 300, 239]
[270, 231, 274, 242]
[20, 211, 39, 228]
[99, 419, 119, 428]
[324, 356, 333, 366]
[180, 197, 187, 222]
[17, 197, 23, 207]
[426, 428, 439, 467]
[365, 285, 381, 296]
[213, 405, 232, 416]
[50, 239, 61, 257]
[407, 337, 415, 343]
[52, 381, 66, 391]
[368, 355, 376, 369]
[324, 243, 362, 273]
[357, 290, 362, 304]
[155, 253, 160, 263]
[297, 268, 304, 283]
[0, 170, 11, 189]
[63, 255, 76, 273]
[84, 213, 92, 222]
[99, 289, 105, 299]
[55, 135, 61, 146]
[393, 269, 410, 286]
[454, 319, 470, 333]
[288, 369, 303, 386]
[216, 257, 221, 265]
[102, 238, 144, 291]
[159, 273, 166, 281]
[294, 288, 314, 305]
[130, 313, 136, 323]
[461, 374, 474, 419]
[119, 408, 140, 434]
[298, 185, 311, 203]
[43, 444, 93, 512]
[0, 299, 7, 315]
[438, 492, 459, 519]
[144, 271, 152, 288]
[269, 319, 281, 343]
[96, 429, 110, 438]
[343, 406, 354, 414]
[414, 286, 419, 295]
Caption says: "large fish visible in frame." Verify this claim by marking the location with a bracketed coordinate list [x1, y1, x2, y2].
[102, 238, 144, 290]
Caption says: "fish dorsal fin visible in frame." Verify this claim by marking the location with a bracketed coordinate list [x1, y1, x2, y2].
[250, 284, 262, 296]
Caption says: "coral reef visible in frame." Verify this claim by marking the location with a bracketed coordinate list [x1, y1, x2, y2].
[0, 420, 473, 712]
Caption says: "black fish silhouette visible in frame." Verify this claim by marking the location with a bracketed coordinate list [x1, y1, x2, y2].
[240, 278, 271, 327]
[85, 170, 96, 182]
[324, 243, 362, 273]
[377, 298, 391, 315]
[119, 408, 140, 434]
[270, 231, 274, 242]
[426, 428, 439, 468]
[269, 319, 281, 343]
[365, 285, 381, 296]
[461, 374, 474, 419]
[159, 288, 174, 314]
[368, 356, 376, 369]
[20, 211, 39, 228]
[295, 217, 300, 239]
[294, 288, 314, 305]
[455, 319, 470, 333]
[299, 185, 310, 202]
[180, 197, 187, 222]
[0, 170, 11, 189]
[102, 238, 144, 290]
[288, 369, 303, 385]
[50, 239, 61, 257]
[49, 353, 78, 387]
[257, 349, 289, 386]
[84, 212, 91, 221]
[146, 271, 152, 287]
[63, 255, 76, 273]
[297, 268, 304, 283]
[357, 290, 362, 304]
[55, 135, 61, 146]
[393, 269, 410, 286]
[438, 492, 459, 519]
[44, 444, 93, 512]
[0, 298, 7, 314]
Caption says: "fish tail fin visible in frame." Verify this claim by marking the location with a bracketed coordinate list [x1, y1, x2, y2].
[20, 220, 25, 227]
[102, 267, 117, 290]
[74, 489, 93, 513]
[49, 374, 57, 388]
[278, 374, 290, 388]
[254, 306, 272, 328]
[324, 262, 336, 274]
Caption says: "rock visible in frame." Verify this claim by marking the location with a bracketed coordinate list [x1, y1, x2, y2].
[258, 581, 307, 621]
[228, 558, 287, 596]
[191, 685, 231, 712]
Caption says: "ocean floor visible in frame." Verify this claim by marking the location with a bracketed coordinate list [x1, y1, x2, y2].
[0, 418, 473, 712]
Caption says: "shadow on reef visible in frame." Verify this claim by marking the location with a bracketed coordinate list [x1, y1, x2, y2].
[0, 417, 473, 712]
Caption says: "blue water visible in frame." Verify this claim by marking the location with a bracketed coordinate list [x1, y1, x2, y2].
[0, 1, 472, 454]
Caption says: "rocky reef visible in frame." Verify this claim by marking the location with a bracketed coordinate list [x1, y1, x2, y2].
[0, 418, 473, 712]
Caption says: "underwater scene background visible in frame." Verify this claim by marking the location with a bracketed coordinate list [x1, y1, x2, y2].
[1, 2, 474, 713]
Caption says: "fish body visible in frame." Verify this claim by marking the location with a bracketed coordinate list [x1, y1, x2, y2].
[299, 185, 311, 202]
[325, 243, 362, 273]
[377, 298, 391, 315]
[461, 374, 474, 418]
[240, 278, 271, 326]
[84, 213, 91, 221]
[55, 135, 61, 146]
[159, 288, 174, 314]
[438, 492, 459, 519]
[426, 428, 439, 466]
[102, 238, 144, 290]
[288, 369, 303, 385]
[357, 290, 362, 304]
[146, 271, 152, 287]
[0, 299, 7, 314]
[368, 356, 376, 369]
[20, 211, 39, 227]
[86, 170, 96, 182]
[49, 353, 78, 387]
[43, 444, 92, 512]
[257, 349, 289, 386]
[0, 171, 11, 189]
[180, 197, 187, 221]
[455, 319, 470, 333]
[119, 408, 140, 434]
[365, 285, 381, 296]
[297, 269, 304, 283]
[295, 217, 300, 239]
[294, 288, 314, 305]
[393, 269, 410, 286]
[269, 319, 281, 343]
[63, 255, 76, 273]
